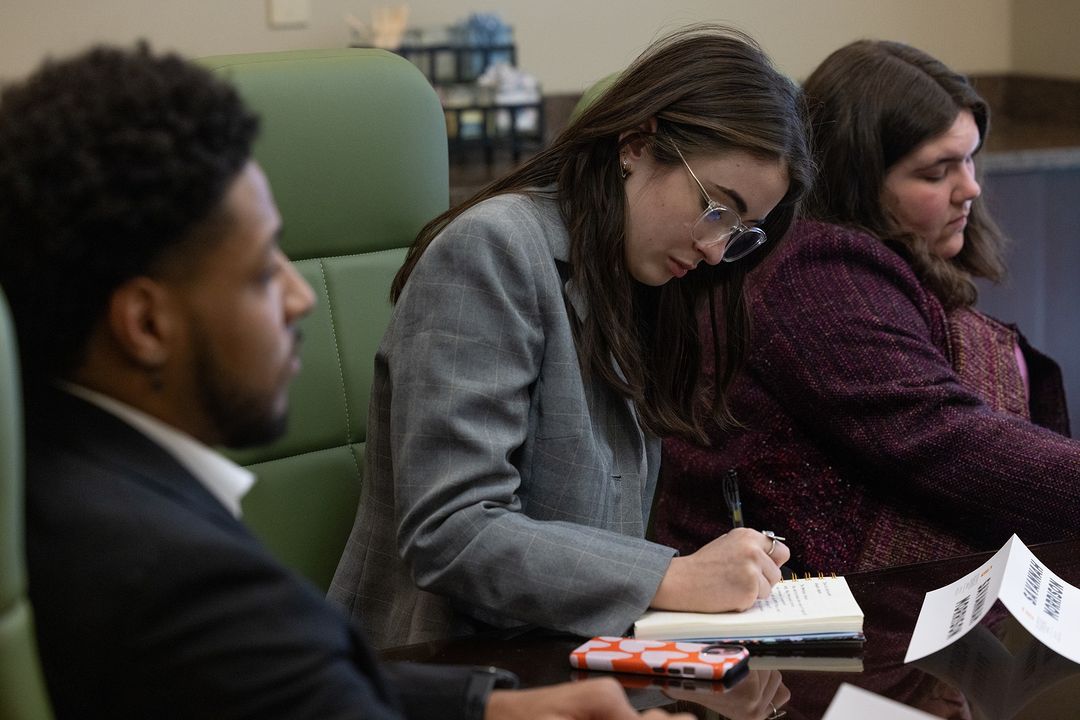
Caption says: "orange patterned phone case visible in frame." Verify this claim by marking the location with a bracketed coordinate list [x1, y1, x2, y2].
[569, 636, 749, 681]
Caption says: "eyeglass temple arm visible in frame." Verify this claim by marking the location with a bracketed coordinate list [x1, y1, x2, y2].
[672, 145, 715, 208]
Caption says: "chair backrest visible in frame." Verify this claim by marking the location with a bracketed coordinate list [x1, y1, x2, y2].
[0, 287, 55, 719]
[570, 71, 620, 122]
[200, 49, 448, 591]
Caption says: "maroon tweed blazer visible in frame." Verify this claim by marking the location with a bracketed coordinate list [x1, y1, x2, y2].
[653, 219, 1080, 573]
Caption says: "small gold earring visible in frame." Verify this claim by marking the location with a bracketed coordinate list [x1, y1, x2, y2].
[620, 157, 631, 179]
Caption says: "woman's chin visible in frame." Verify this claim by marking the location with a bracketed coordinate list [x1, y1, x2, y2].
[934, 233, 965, 260]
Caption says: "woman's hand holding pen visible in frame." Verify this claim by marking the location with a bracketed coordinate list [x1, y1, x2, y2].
[650, 528, 790, 612]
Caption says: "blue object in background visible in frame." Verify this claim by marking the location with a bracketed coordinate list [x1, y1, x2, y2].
[461, 13, 513, 76]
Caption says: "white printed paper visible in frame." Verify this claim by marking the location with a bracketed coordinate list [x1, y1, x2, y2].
[821, 683, 937, 720]
[904, 535, 1080, 664]
[903, 537, 1012, 662]
[995, 536, 1079, 661]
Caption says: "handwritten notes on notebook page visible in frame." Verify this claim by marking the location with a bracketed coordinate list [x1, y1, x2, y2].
[635, 576, 864, 643]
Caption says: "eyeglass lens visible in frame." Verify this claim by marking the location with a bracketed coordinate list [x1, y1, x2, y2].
[696, 206, 765, 261]
[723, 229, 766, 261]
[697, 206, 737, 242]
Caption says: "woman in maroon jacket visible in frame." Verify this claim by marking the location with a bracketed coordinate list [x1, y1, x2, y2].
[653, 40, 1080, 574]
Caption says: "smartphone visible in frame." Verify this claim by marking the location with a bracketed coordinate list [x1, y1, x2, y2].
[569, 636, 749, 682]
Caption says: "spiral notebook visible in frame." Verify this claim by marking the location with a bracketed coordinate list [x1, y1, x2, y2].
[634, 575, 864, 645]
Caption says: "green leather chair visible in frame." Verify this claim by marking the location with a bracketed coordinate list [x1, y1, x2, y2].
[570, 71, 619, 122]
[0, 288, 55, 719]
[200, 49, 449, 592]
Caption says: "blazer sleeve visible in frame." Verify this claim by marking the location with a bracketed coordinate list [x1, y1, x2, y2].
[383, 200, 673, 637]
[747, 223, 1080, 540]
[383, 663, 509, 720]
[116, 525, 406, 720]
[128, 541, 498, 720]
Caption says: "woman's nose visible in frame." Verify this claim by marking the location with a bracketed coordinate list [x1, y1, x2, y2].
[694, 238, 726, 266]
[955, 162, 981, 205]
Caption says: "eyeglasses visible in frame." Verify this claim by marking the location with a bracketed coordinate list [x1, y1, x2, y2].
[673, 144, 768, 262]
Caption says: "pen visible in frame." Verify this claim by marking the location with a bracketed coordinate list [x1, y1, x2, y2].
[723, 469, 744, 528]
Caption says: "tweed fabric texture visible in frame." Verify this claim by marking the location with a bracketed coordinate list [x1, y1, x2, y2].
[654, 220, 1080, 574]
[329, 193, 674, 649]
[947, 307, 1030, 420]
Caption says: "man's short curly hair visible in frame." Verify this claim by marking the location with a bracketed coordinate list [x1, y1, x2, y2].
[0, 43, 259, 380]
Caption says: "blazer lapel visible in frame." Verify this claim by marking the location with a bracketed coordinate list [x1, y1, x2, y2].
[30, 387, 243, 531]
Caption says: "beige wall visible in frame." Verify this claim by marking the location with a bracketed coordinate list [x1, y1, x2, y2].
[0, 1, 355, 80]
[0, 0, 1056, 93]
[1013, 0, 1080, 77]
[508, 0, 1013, 89]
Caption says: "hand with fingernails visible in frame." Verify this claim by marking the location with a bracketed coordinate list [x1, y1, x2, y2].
[651, 527, 791, 613]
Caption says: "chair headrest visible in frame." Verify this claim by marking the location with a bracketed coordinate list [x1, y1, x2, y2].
[201, 49, 448, 260]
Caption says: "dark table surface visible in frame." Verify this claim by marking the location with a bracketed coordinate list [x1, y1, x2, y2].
[382, 537, 1080, 719]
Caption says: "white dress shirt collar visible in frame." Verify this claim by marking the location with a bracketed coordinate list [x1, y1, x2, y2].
[61, 383, 255, 518]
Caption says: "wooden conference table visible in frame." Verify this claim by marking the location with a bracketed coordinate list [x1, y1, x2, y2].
[383, 538, 1080, 719]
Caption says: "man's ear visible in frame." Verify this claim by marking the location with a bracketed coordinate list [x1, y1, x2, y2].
[104, 277, 176, 368]
[618, 117, 659, 161]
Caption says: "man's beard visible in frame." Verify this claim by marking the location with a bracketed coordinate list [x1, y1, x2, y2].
[191, 329, 292, 449]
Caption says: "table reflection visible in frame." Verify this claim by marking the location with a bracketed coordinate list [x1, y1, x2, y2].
[381, 539, 1080, 718]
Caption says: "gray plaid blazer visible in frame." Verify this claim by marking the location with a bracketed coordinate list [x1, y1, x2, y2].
[328, 192, 675, 649]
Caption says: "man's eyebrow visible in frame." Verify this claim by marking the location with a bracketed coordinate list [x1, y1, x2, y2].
[712, 183, 748, 214]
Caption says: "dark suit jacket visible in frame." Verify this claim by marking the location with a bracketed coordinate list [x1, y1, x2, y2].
[25, 388, 478, 719]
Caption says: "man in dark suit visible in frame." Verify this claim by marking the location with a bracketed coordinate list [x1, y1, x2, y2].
[0, 44, 685, 720]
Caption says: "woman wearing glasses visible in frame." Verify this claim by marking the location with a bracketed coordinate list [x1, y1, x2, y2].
[330, 25, 810, 648]
[654, 40, 1080, 575]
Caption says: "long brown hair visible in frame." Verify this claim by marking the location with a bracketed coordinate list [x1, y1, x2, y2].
[802, 39, 1007, 309]
[393, 25, 812, 442]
